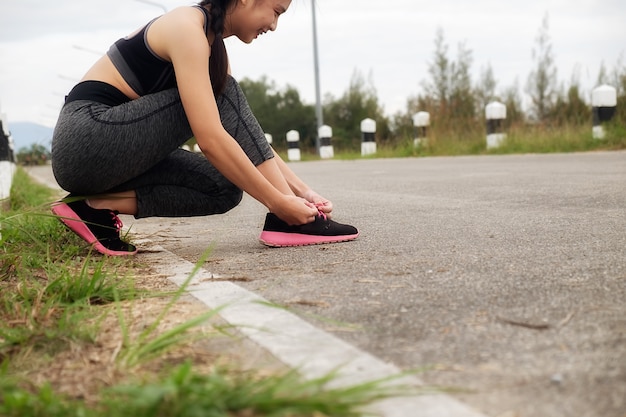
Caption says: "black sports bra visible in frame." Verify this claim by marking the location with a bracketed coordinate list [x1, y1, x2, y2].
[106, 5, 211, 96]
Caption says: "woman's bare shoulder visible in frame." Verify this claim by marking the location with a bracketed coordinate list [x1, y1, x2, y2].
[147, 6, 209, 61]
[155, 6, 205, 30]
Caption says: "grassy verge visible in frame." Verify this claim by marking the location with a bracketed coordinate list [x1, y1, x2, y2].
[0, 168, 411, 417]
[287, 122, 626, 161]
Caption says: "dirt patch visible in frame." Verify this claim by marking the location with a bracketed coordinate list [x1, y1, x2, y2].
[8, 262, 286, 404]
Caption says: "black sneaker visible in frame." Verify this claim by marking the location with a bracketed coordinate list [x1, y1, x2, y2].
[259, 212, 359, 247]
[51, 196, 137, 256]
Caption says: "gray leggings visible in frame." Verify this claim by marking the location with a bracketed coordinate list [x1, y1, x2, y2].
[51, 76, 274, 218]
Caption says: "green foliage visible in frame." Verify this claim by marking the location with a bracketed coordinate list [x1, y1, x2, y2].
[103, 362, 407, 417]
[488, 124, 597, 154]
[8, 167, 55, 211]
[422, 27, 476, 121]
[16, 144, 51, 166]
[526, 13, 558, 122]
[475, 63, 498, 113]
[0, 378, 85, 417]
[600, 119, 626, 149]
[238, 76, 317, 149]
[0, 168, 138, 362]
[550, 85, 592, 126]
[115, 248, 221, 367]
[0, 362, 410, 417]
[612, 62, 626, 125]
[323, 70, 391, 150]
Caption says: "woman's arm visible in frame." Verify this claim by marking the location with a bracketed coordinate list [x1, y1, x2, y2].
[271, 148, 334, 215]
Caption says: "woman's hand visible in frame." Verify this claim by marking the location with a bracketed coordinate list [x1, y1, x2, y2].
[271, 194, 319, 225]
[301, 189, 333, 217]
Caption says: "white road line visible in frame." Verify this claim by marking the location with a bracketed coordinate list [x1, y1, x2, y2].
[139, 240, 488, 417]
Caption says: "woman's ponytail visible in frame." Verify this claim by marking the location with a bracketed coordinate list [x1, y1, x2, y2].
[198, 0, 233, 96]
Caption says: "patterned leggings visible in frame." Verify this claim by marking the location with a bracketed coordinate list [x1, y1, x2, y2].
[51, 76, 273, 218]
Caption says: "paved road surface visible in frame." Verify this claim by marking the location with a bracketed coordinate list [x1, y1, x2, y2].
[29, 151, 626, 417]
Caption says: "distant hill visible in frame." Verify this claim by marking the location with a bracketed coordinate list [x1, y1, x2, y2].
[7, 122, 54, 152]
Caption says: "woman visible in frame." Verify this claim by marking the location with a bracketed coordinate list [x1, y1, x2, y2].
[51, 0, 358, 256]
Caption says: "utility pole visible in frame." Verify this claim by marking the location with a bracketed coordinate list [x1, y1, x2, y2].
[311, 0, 323, 153]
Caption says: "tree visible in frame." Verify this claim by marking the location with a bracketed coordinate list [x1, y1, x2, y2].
[419, 28, 476, 136]
[323, 70, 390, 150]
[606, 56, 626, 125]
[389, 94, 424, 142]
[448, 41, 475, 119]
[596, 61, 610, 87]
[550, 67, 591, 126]
[501, 80, 525, 127]
[17, 143, 50, 165]
[551, 86, 590, 126]
[526, 13, 558, 123]
[475, 63, 498, 114]
[423, 27, 451, 112]
[609, 54, 625, 96]
[239, 77, 316, 150]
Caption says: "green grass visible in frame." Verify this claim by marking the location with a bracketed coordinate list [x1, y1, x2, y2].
[0, 362, 411, 417]
[0, 170, 141, 363]
[0, 167, 412, 417]
[102, 363, 407, 417]
[486, 123, 625, 154]
[281, 122, 626, 161]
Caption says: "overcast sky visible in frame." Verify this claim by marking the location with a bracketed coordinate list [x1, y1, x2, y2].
[0, 0, 624, 128]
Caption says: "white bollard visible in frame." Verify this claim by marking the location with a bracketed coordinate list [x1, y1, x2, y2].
[318, 125, 334, 159]
[412, 111, 430, 147]
[286, 130, 301, 162]
[361, 118, 377, 156]
[193, 143, 201, 153]
[8, 136, 14, 162]
[0, 161, 15, 202]
[0, 159, 16, 239]
[485, 101, 507, 149]
[181, 144, 191, 152]
[0, 112, 14, 163]
[592, 85, 617, 139]
[0, 113, 16, 214]
[264, 133, 273, 145]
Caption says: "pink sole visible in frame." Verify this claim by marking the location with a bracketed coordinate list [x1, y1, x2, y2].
[259, 231, 359, 247]
[51, 202, 137, 256]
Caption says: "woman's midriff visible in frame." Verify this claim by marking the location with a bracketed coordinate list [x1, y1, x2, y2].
[80, 55, 140, 100]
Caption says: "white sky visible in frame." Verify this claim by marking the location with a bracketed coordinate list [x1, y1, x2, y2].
[0, 0, 624, 127]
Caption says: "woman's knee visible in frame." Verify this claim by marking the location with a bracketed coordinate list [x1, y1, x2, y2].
[216, 188, 243, 214]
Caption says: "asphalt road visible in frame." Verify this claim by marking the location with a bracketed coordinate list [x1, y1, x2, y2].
[30, 151, 626, 417]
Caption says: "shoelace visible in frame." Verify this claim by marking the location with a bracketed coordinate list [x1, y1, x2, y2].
[314, 203, 328, 221]
[110, 211, 123, 234]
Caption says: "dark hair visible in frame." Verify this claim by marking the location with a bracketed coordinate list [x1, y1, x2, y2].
[198, 0, 237, 95]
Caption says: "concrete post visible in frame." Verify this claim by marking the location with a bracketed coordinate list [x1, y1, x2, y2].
[592, 85, 617, 139]
[264, 133, 273, 145]
[485, 101, 507, 149]
[0, 113, 16, 213]
[412, 111, 430, 148]
[286, 130, 301, 162]
[361, 118, 376, 156]
[318, 125, 334, 159]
